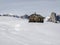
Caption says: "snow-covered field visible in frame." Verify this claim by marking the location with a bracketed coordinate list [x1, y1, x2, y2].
[0, 16, 60, 45]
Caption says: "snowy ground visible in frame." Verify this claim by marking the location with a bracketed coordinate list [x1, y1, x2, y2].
[0, 16, 60, 45]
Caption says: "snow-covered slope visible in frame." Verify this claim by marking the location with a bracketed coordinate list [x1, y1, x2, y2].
[0, 16, 60, 45]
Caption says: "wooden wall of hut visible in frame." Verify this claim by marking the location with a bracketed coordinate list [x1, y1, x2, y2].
[29, 14, 44, 23]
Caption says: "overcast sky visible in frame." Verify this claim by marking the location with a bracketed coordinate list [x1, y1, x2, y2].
[0, 0, 60, 16]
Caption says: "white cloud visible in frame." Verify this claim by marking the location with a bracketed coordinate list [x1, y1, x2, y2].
[0, 0, 60, 16]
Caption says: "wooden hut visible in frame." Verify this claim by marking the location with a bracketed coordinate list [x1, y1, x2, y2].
[29, 13, 45, 23]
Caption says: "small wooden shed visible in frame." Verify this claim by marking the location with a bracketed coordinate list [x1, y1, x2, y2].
[29, 13, 45, 23]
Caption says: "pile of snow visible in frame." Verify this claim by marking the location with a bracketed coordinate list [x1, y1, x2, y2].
[0, 16, 60, 45]
[44, 16, 50, 22]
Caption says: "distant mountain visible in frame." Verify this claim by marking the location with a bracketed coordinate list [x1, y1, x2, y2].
[20, 14, 29, 19]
